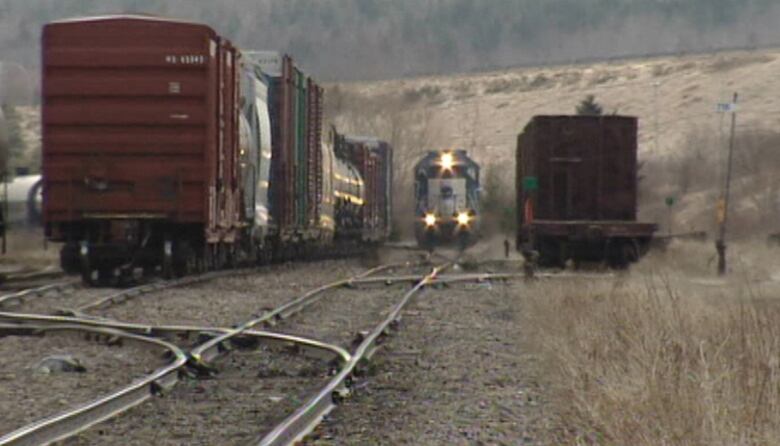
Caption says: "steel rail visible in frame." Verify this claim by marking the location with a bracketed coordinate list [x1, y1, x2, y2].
[76, 267, 263, 313]
[353, 272, 525, 285]
[0, 324, 187, 446]
[0, 261, 412, 445]
[0, 261, 415, 315]
[76, 261, 411, 314]
[0, 313, 350, 365]
[257, 264, 449, 446]
[352, 270, 615, 285]
[0, 281, 80, 310]
[0, 270, 67, 289]
[189, 262, 408, 364]
[0, 267, 262, 315]
[0, 322, 349, 446]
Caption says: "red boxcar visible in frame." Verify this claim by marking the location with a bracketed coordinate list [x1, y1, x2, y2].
[334, 134, 393, 242]
[516, 115, 657, 267]
[42, 16, 242, 279]
[257, 53, 325, 245]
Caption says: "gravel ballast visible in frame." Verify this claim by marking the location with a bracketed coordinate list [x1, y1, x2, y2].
[62, 347, 331, 446]
[306, 279, 550, 445]
[0, 332, 170, 435]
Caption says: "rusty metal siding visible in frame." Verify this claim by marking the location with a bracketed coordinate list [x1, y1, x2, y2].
[42, 16, 241, 242]
[306, 79, 324, 227]
[335, 135, 393, 239]
[268, 55, 323, 238]
[517, 115, 638, 225]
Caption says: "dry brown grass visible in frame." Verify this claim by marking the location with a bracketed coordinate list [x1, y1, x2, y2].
[523, 241, 780, 445]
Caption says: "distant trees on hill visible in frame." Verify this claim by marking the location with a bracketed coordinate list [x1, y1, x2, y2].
[0, 0, 779, 81]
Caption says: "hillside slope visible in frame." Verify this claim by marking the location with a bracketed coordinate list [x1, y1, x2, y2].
[329, 49, 780, 236]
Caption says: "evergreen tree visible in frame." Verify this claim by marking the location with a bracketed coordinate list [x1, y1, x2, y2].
[576, 95, 604, 116]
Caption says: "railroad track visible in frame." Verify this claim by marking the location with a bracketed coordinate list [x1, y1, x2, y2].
[0, 260, 411, 445]
[0, 256, 567, 445]
[257, 264, 448, 446]
[0, 269, 67, 292]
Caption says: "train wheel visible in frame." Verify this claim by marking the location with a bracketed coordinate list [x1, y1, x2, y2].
[623, 240, 640, 265]
[175, 242, 196, 277]
[537, 239, 564, 268]
[81, 266, 95, 286]
[80, 243, 96, 285]
[162, 239, 174, 279]
[607, 240, 637, 269]
[60, 244, 81, 274]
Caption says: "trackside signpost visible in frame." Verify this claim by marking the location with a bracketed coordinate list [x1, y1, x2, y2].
[523, 176, 538, 191]
[665, 196, 675, 236]
[716, 93, 738, 276]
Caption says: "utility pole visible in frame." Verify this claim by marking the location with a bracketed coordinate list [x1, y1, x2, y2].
[653, 82, 660, 154]
[716, 92, 738, 276]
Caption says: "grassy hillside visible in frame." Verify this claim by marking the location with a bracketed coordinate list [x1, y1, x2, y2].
[328, 49, 780, 238]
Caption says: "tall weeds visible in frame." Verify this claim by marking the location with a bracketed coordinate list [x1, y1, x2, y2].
[523, 247, 780, 445]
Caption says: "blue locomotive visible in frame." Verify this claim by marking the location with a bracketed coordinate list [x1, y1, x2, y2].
[414, 150, 481, 250]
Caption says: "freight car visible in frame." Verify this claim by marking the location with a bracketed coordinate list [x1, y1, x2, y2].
[516, 115, 657, 268]
[42, 16, 392, 283]
[332, 130, 393, 243]
[414, 150, 481, 251]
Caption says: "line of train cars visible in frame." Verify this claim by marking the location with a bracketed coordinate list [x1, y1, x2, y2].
[41, 15, 392, 283]
[516, 115, 658, 268]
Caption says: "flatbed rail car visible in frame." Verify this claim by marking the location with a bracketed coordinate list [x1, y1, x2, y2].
[516, 115, 657, 268]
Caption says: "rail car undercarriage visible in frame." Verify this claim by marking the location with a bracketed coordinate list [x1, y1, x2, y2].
[55, 218, 376, 285]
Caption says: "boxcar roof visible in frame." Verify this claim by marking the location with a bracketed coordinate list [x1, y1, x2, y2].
[530, 114, 637, 121]
[46, 14, 216, 36]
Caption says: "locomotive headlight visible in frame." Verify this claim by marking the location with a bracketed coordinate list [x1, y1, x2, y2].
[440, 152, 455, 171]
[456, 212, 471, 226]
[424, 213, 437, 227]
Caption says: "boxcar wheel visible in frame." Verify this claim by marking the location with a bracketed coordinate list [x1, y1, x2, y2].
[607, 240, 638, 269]
[60, 245, 81, 274]
[537, 239, 564, 268]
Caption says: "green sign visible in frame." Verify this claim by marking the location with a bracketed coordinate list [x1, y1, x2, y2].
[665, 196, 676, 207]
[523, 176, 539, 191]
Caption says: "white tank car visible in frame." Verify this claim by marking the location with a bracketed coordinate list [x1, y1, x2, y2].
[4, 174, 43, 228]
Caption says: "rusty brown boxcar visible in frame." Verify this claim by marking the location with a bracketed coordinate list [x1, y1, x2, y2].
[333, 132, 393, 242]
[516, 115, 657, 267]
[41, 16, 394, 283]
[43, 16, 242, 280]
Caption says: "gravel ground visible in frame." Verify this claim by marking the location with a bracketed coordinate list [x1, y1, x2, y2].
[0, 332, 170, 435]
[89, 259, 367, 327]
[62, 347, 331, 445]
[1, 286, 110, 315]
[273, 283, 411, 348]
[306, 279, 550, 445]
